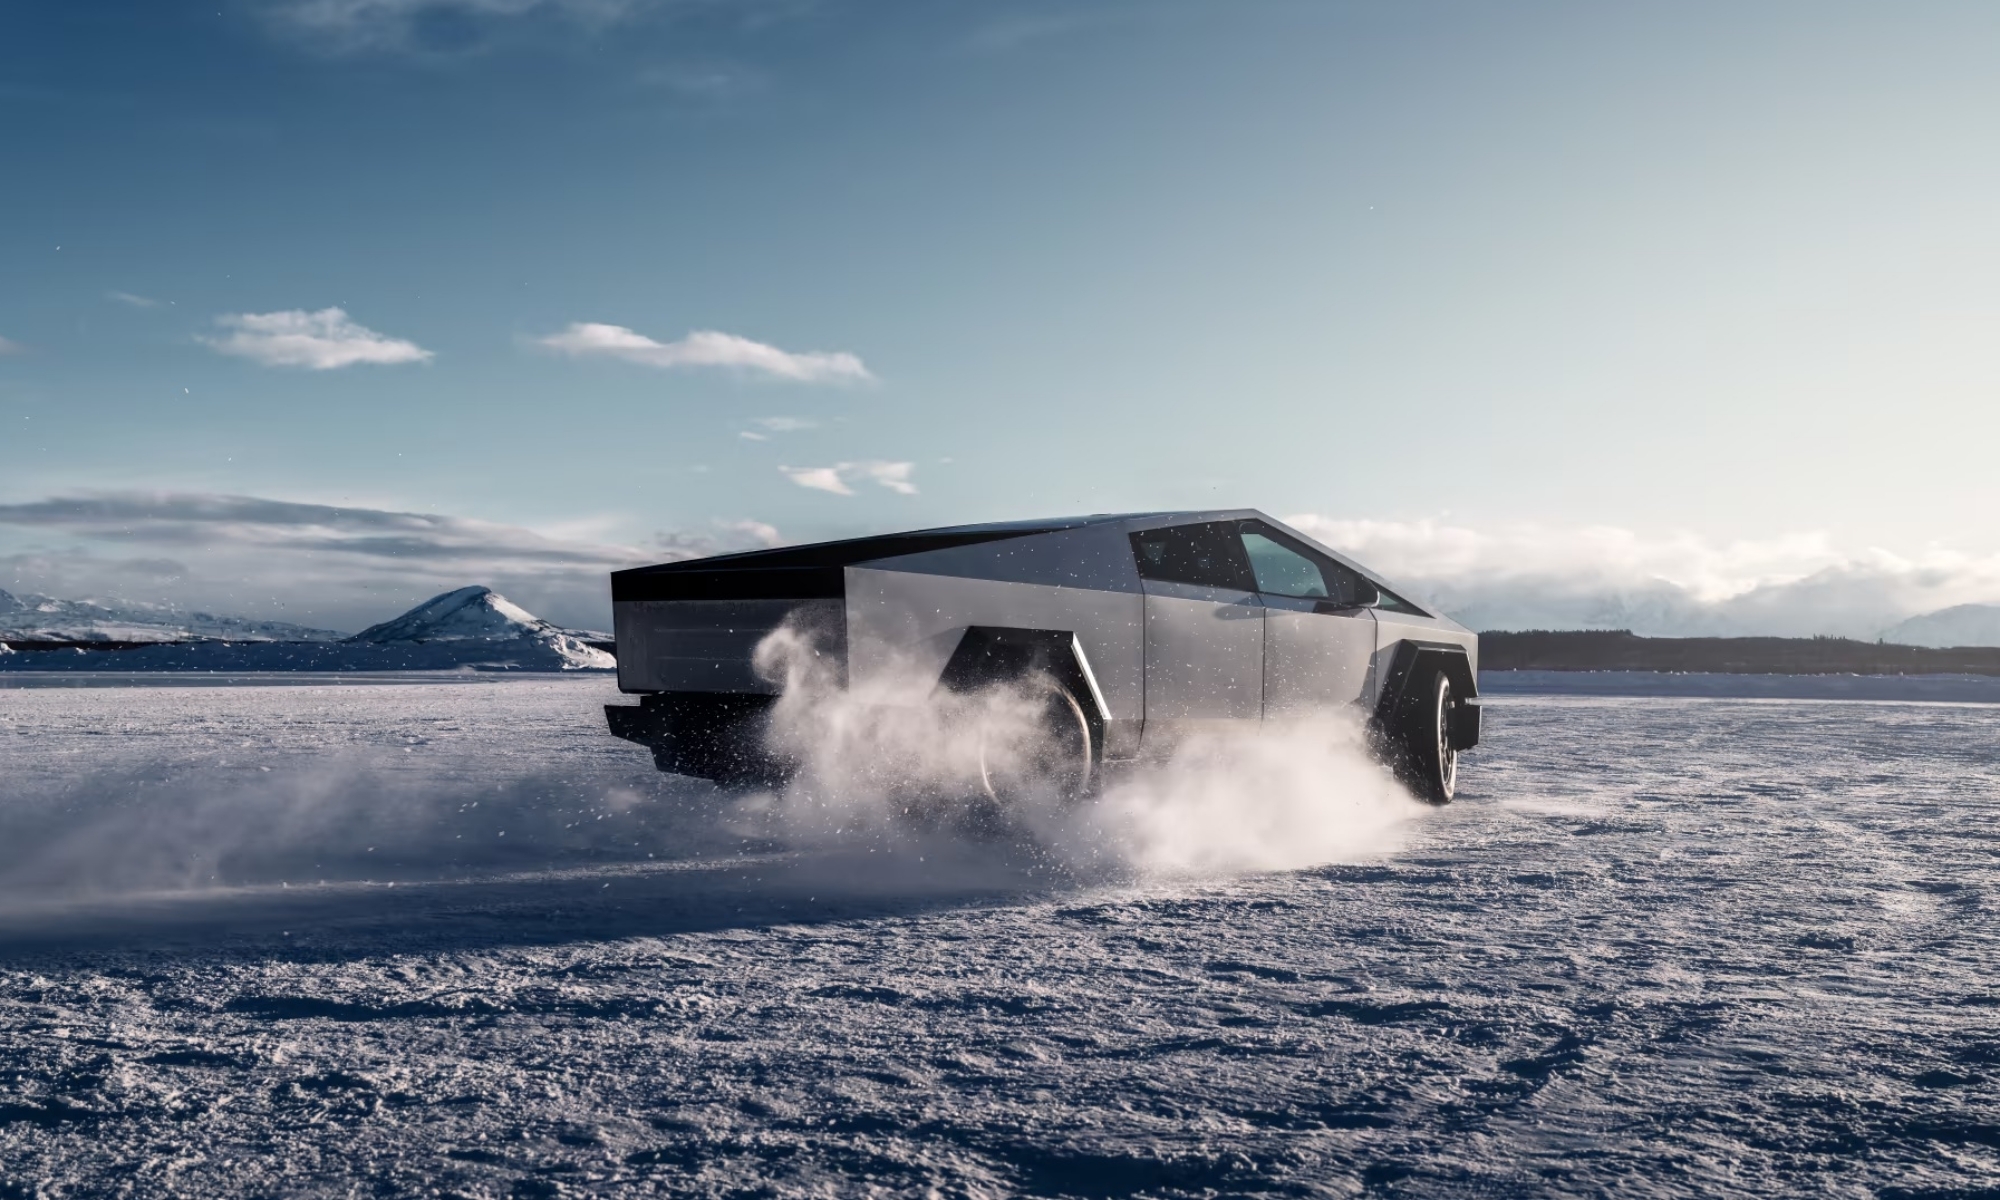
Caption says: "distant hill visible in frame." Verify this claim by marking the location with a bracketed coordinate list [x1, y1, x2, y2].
[0, 586, 612, 672]
[1878, 604, 2000, 649]
[0, 588, 343, 644]
[344, 586, 612, 668]
[1480, 630, 2000, 676]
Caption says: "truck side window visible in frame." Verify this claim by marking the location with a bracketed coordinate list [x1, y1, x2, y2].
[1130, 523, 1256, 591]
[1237, 521, 1371, 606]
[1372, 587, 1429, 616]
[1240, 531, 1329, 598]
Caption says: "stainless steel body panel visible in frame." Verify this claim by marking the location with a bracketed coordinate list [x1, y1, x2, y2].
[1139, 579, 1264, 742]
[864, 522, 1143, 592]
[1369, 608, 1479, 706]
[1261, 596, 1377, 715]
[844, 566, 1145, 726]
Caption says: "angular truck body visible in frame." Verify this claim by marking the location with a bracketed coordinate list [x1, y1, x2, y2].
[606, 510, 1479, 801]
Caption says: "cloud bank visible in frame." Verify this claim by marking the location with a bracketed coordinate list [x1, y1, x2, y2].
[0, 336, 24, 356]
[539, 323, 873, 384]
[1286, 514, 2000, 640]
[9, 492, 1993, 642]
[0, 492, 778, 633]
[780, 462, 916, 496]
[202, 308, 433, 370]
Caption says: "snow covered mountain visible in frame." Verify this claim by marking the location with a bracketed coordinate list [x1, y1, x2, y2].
[0, 588, 344, 643]
[349, 586, 588, 645]
[0, 586, 613, 672]
[1880, 604, 2000, 649]
[346, 586, 614, 669]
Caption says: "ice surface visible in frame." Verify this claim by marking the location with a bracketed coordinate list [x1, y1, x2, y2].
[0, 680, 1995, 1196]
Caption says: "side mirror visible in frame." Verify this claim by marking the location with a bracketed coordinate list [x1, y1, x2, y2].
[1313, 580, 1379, 614]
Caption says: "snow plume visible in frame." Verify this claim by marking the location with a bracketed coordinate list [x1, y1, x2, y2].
[747, 621, 1053, 839]
[1286, 515, 2000, 640]
[0, 677, 734, 909]
[539, 322, 873, 384]
[202, 307, 431, 369]
[741, 622, 1419, 877]
[1085, 719, 1418, 874]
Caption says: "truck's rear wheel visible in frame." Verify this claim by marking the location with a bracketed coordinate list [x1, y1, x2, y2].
[978, 675, 1095, 806]
[1403, 670, 1458, 805]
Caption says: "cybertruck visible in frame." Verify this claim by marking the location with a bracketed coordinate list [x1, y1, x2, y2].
[605, 511, 1479, 802]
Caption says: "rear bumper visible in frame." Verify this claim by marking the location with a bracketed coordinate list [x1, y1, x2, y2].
[606, 693, 787, 784]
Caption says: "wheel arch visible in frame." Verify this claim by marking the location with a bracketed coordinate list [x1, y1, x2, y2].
[1374, 639, 1481, 750]
[936, 625, 1109, 755]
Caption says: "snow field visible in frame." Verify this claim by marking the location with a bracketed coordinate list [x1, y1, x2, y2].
[0, 680, 1995, 1197]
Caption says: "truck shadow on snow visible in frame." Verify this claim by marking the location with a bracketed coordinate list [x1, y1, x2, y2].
[0, 759, 1066, 959]
[0, 847, 1055, 960]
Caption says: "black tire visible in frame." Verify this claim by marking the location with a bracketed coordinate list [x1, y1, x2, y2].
[978, 675, 1095, 806]
[1402, 670, 1459, 805]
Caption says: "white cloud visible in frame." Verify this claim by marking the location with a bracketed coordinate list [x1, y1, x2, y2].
[202, 308, 433, 370]
[779, 462, 916, 497]
[780, 466, 853, 496]
[1285, 514, 2000, 639]
[740, 415, 817, 441]
[538, 323, 872, 384]
[716, 518, 782, 548]
[0, 337, 23, 356]
[643, 518, 785, 565]
[855, 461, 917, 495]
[108, 291, 159, 308]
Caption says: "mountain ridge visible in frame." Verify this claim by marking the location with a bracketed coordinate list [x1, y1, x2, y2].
[0, 587, 345, 644]
[0, 586, 613, 672]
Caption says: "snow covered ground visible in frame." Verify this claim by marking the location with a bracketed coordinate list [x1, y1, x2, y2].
[0, 677, 1994, 1197]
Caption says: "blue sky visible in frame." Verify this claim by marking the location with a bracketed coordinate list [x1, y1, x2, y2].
[5, 1, 2000, 632]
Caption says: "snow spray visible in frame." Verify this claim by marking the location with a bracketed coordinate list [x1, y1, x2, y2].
[745, 622, 1422, 876]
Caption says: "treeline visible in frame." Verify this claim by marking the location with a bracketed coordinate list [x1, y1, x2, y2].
[1480, 630, 2000, 676]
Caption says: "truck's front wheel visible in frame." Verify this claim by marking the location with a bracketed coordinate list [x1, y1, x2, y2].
[1402, 670, 1459, 805]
